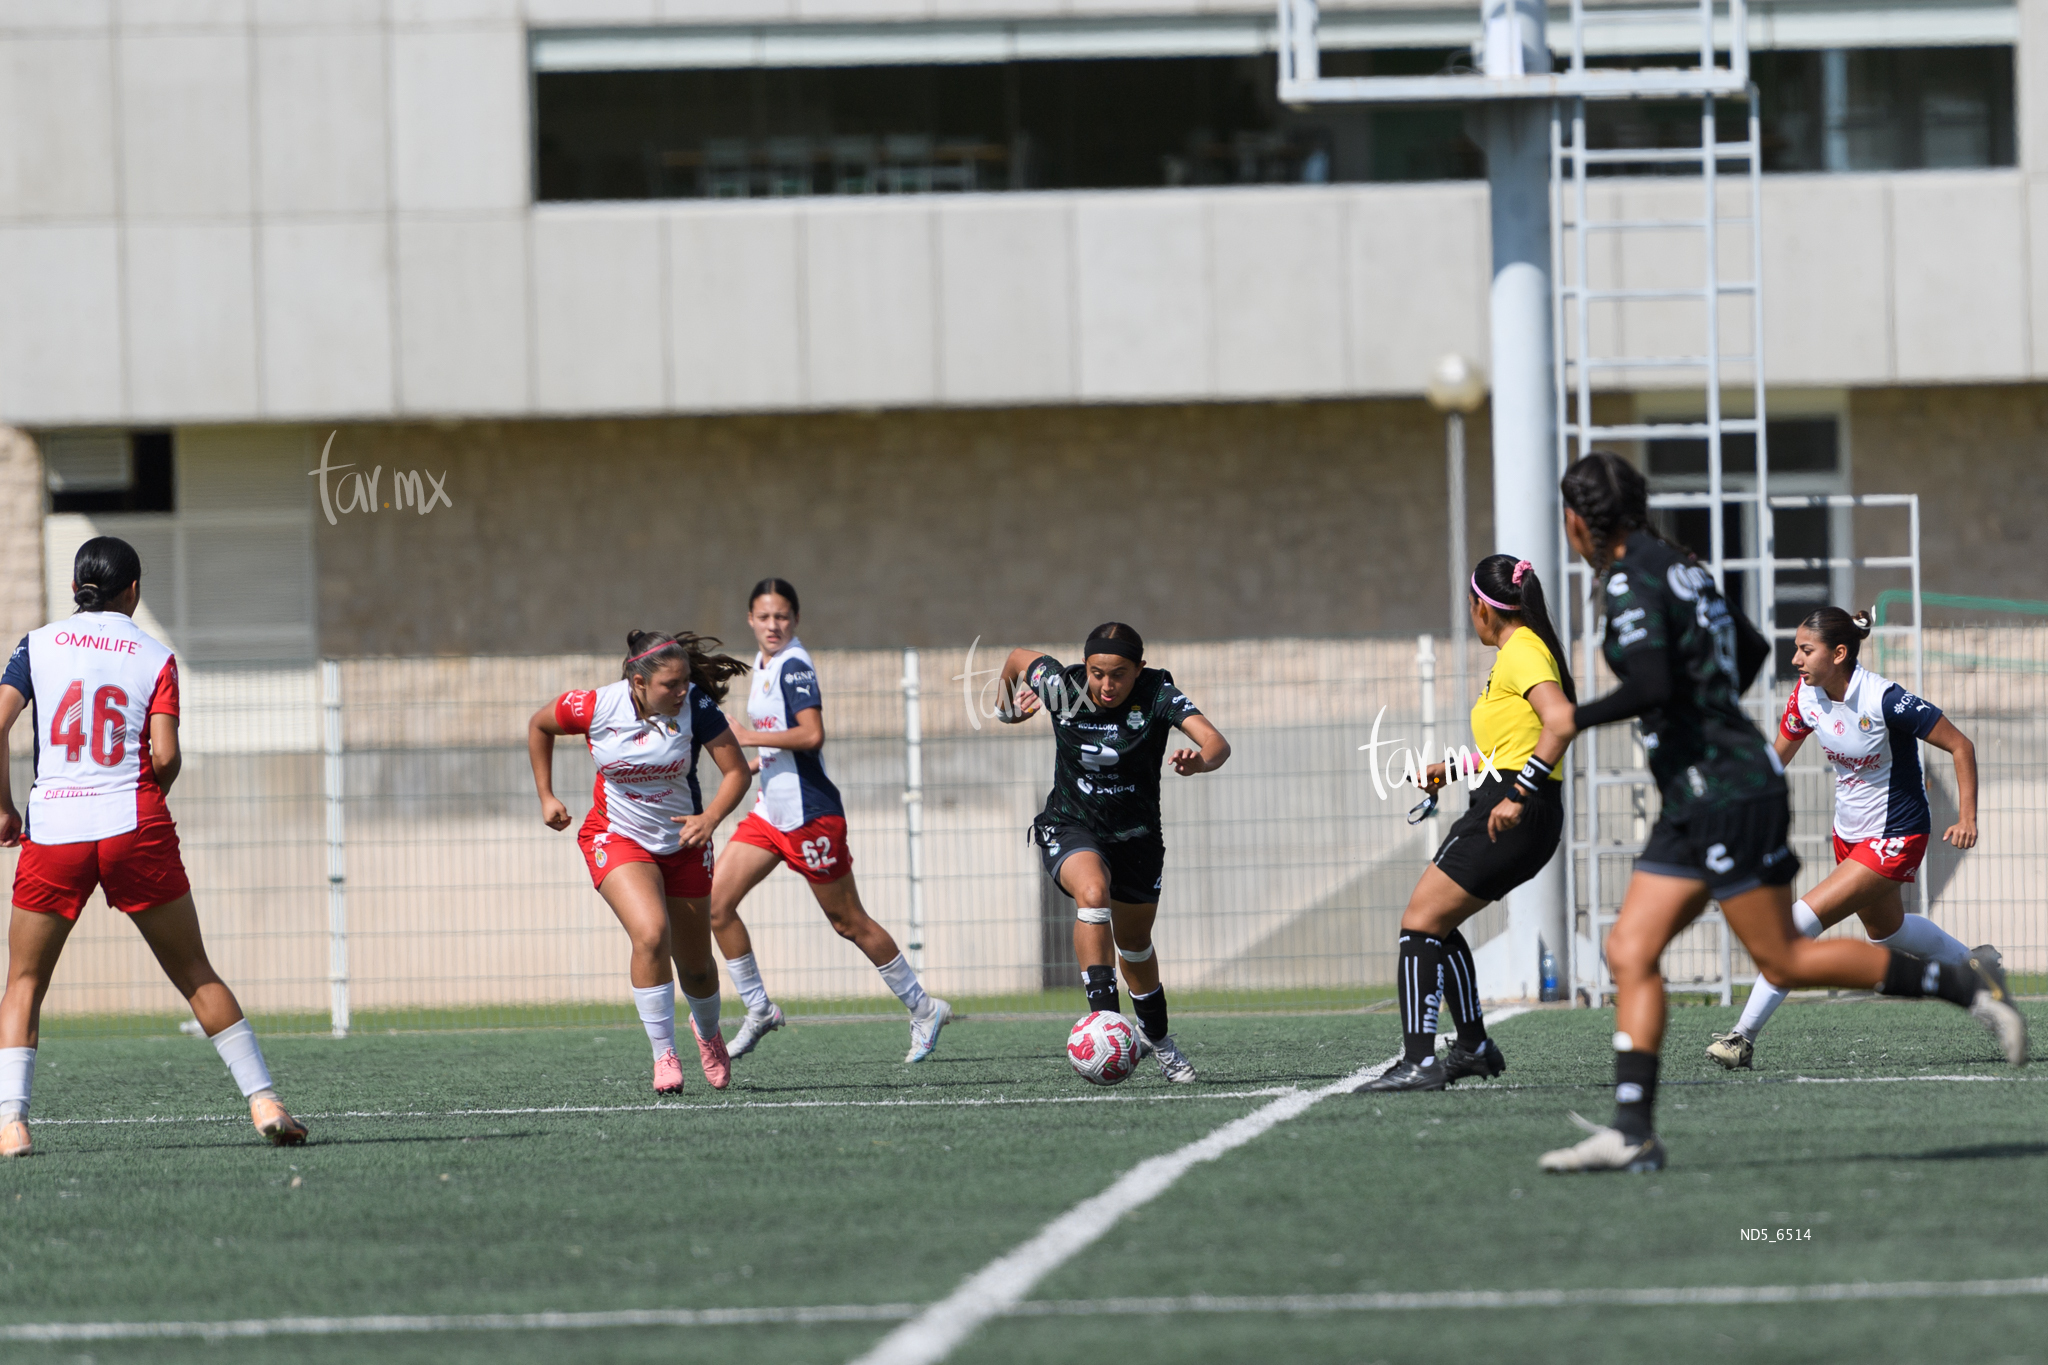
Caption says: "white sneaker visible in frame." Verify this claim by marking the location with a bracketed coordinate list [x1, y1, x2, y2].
[905, 997, 951, 1063]
[726, 1003, 786, 1061]
[1150, 1033, 1196, 1083]
[1538, 1112, 1666, 1173]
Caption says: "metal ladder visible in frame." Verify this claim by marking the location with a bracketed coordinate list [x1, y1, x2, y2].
[1550, 0, 1767, 1006]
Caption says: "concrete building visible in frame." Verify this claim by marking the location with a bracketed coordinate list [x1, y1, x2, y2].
[1, 0, 2043, 1016]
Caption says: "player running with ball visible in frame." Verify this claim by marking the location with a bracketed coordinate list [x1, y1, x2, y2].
[1540, 454, 2023, 1174]
[1706, 606, 1995, 1069]
[0, 537, 309, 1157]
[998, 624, 1230, 1083]
[707, 580, 952, 1064]
[529, 631, 753, 1094]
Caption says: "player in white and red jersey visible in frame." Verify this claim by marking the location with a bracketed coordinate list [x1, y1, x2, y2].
[528, 631, 753, 1094]
[707, 579, 951, 1064]
[1707, 606, 1996, 1069]
[0, 537, 308, 1157]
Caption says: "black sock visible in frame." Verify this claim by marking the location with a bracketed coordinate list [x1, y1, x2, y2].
[1612, 1051, 1660, 1141]
[1082, 965, 1121, 1017]
[1441, 929, 1488, 1051]
[1878, 949, 1978, 1007]
[1129, 986, 1169, 1042]
[1397, 932, 1446, 1066]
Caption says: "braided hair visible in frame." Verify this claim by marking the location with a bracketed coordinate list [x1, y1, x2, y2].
[1471, 554, 1577, 703]
[1558, 451, 1652, 572]
[621, 631, 750, 703]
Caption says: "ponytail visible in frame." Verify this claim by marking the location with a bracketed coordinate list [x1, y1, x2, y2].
[622, 630, 750, 701]
[1471, 553, 1576, 704]
[1800, 606, 1873, 668]
[72, 536, 142, 613]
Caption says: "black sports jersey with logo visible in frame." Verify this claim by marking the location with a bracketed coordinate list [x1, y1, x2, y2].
[1597, 531, 1780, 818]
[1023, 655, 1202, 841]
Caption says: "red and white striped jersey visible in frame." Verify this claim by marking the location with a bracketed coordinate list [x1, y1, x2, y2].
[3, 614, 180, 844]
[553, 680, 729, 856]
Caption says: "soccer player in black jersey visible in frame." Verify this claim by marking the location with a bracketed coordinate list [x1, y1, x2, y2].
[998, 624, 1230, 1082]
[1540, 453, 2026, 1174]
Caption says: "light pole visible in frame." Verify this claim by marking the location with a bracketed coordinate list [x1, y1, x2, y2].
[1426, 354, 1487, 725]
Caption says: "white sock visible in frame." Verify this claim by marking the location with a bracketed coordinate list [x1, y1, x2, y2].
[877, 953, 930, 1018]
[683, 990, 721, 1041]
[632, 982, 677, 1059]
[1875, 913, 1972, 967]
[0, 1046, 33, 1122]
[726, 953, 772, 1017]
[208, 1019, 275, 1099]
[1735, 899, 1825, 1039]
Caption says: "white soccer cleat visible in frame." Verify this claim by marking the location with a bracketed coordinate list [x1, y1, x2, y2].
[1149, 1033, 1197, 1084]
[1539, 1112, 1666, 1174]
[726, 1003, 786, 1061]
[1964, 949, 2028, 1067]
[1705, 1030, 1754, 1070]
[905, 997, 951, 1063]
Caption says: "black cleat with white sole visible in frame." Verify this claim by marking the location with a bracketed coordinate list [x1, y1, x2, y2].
[1355, 1057, 1446, 1092]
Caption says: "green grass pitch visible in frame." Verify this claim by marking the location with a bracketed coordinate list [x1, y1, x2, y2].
[3, 1000, 2045, 1365]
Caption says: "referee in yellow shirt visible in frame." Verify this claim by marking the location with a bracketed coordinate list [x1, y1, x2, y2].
[1359, 554, 1578, 1092]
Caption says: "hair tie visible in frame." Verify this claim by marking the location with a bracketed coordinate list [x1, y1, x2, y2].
[626, 638, 678, 666]
[1470, 573, 1517, 614]
[1511, 560, 1531, 586]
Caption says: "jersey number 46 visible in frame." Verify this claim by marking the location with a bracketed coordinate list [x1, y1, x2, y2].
[51, 680, 128, 766]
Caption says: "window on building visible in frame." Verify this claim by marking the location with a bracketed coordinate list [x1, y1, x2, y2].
[44, 430, 175, 514]
[534, 41, 2015, 201]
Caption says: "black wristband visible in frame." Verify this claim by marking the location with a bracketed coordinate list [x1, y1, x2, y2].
[1512, 754, 1553, 798]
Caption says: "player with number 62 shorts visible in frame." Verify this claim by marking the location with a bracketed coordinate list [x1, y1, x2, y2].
[705, 579, 949, 1065]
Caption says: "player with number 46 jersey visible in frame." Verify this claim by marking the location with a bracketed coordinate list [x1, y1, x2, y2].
[0, 537, 309, 1158]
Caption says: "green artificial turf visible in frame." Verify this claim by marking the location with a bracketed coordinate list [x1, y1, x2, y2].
[2, 1001, 2044, 1365]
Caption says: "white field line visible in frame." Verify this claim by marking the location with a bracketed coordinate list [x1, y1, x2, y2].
[26, 1088, 1299, 1128]
[15, 1269, 2046, 1342]
[846, 1005, 1531, 1365]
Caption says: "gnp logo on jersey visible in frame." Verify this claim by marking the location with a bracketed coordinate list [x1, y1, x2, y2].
[1607, 573, 1629, 596]
[1705, 843, 1735, 874]
[1079, 743, 1120, 771]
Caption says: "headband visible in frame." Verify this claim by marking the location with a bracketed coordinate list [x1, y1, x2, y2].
[1082, 634, 1143, 665]
[1470, 573, 1519, 614]
[626, 638, 681, 667]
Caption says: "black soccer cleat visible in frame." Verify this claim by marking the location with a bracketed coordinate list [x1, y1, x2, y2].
[1443, 1038, 1507, 1083]
[1354, 1057, 1446, 1093]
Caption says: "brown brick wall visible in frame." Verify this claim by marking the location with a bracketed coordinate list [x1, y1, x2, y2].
[1850, 385, 2048, 601]
[313, 400, 1497, 658]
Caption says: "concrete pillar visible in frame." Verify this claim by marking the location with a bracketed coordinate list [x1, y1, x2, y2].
[0, 427, 44, 753]
[1474, 0, 1567, 1000]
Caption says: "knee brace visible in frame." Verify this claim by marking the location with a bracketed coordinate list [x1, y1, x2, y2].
[1115, 941, 1155, 963]
[1075, 904, 1112, 925]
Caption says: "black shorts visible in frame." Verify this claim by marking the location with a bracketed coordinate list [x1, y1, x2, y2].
[1430, 777, 1565, 903]
[1637, 790, 1801, 898]
[1033, 819, 1163, 905]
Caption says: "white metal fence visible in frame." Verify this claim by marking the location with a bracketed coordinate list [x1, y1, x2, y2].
[5, 622, 2045, 1035]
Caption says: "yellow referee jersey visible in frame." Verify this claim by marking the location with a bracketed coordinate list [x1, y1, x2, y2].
[1470, 626, 1564, 779]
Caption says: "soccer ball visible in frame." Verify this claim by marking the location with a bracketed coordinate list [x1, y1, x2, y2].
[1067, 1011, 1140, 1086]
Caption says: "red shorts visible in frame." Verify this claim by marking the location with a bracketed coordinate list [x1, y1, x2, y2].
[1833, 831, 1929, 883]
[728, 812, 852, 884]
[12, 811, 192, 919]
[578, 830, 714, 899]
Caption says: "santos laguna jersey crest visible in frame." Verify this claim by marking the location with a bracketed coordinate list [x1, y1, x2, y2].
[3, 614, 181, 844]
[1780, 665, 1941, 841]
[554, 679, 729, 855]
[747, 638, 844, 832]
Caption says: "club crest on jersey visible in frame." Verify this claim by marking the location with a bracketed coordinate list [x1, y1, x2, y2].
[1858, 715, 1874, 732]
[1126, 710, 1144, 730]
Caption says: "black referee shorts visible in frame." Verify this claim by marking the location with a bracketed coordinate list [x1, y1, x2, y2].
[1637, 789, 1801, 898]
[1430, 777, 1564, 904]
[1032, 819, 1164, 906]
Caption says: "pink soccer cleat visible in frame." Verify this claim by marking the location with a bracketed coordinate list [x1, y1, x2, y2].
[692, 1020, 731, 1091]
[1, 1118, 30, 1159]
[652, 1048, 686, 1095]
[251, 1095, 308, 1147]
